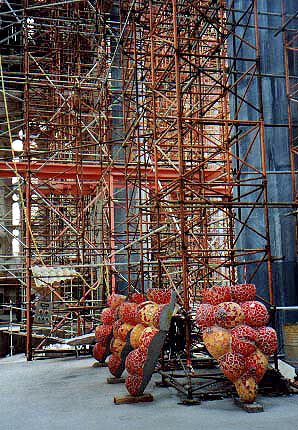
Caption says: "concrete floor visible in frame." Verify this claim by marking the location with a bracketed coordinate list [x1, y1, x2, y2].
[0, 355, 297, 430]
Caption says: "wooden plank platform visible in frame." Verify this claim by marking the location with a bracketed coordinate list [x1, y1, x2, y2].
[92, 362, 107, 368]
[234, 398, 264, 413]
[107, 377, 126, 384]
[114, 393, 154, 405]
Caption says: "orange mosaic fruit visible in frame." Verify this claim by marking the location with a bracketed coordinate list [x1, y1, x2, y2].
[234, 375, 257, 403]
[202, 285, 232, 306]
[110, 337, 126, 357]
[231, 284, 256, 303]
[112, 319, 123, 338]
[107, 354, 121, 377]
[129, 324, 147, 349]
[245, 349, 268, 383]
[241, 301, 269, 328]
[100, 308, 116, 325]
[256, 326, 278, 356]
[203, 326, 231, 359]
[215, 302, 244, 329]
[117, 323, 134, 342]
[137, 302, 159, 326]
[219, 352, 246, 382]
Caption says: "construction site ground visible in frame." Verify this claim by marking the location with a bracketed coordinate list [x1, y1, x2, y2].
[0, 355, 297, 430]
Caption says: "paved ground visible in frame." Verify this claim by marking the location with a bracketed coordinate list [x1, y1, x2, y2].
[0, 355, 297, 430]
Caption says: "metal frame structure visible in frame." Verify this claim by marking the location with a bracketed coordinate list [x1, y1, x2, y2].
[0, 0, 296, 368]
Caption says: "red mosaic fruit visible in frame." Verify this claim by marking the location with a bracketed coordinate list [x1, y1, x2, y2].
[110, 338, 126, 357]
[256, 326, 278, 356]
[119, 302, 138, 325]
[107, 293, 127, 310]
[196, 304, 216, 330]
[117, 323, 134, 342]
[152, 304, 167, 330]
[215, 302, 244, 329]
[202, 285, 232, 306]
[93, 343, 106, 362]
[234, 374, 257, 403]
[147, 288, 171, 304]
[138, 327, 158, 352]
[108, 354, 121, 377]
[231, 337, 256, 357]
[100, 308, 116, 325]
[203, 326, 231, 359]
[219, 352, 246, 382]
[231, 325, 258, 357]
[112, 319, 123, 338]
[231, 284, 256, 303]
[231, 325, 258, 342]
[241, 301, 269, 328]
[129, 324, 147, 349]
[94, 324, 113, 345]
[125, 348, 147, 376]
[137, 302, 159, 326]
[245, 349, 268, 383]
[125, 374, 143, 397]
[129, 293, 147, 304]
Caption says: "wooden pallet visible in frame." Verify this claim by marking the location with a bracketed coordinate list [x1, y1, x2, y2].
[107, 377, 126, 384]
[92, 361, 107, 368]
[114, 393, 154, 405]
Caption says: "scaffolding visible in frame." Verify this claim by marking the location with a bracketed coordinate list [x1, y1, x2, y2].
[0, 0, 297, 362]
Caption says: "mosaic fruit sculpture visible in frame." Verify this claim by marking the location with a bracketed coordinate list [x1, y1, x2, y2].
[125, 348, 147, 376]
[241, 301, 269, 327]
[118, 323, 135, 342]
[100, 308, 116, 325]
[129, 324, 147, 349]
[214, 302, 244, 329]
[93, 343, 106, 362]
[95, 324, 113, 345]
[202, 285, 232, 305]
[137, 302, 159, 326]
[138, 327, 159, 352]
[203, 326, 231, 359]
[196, 304, 216, 330]
[107, 293, 127, 310]
[234, 375, 257, 403]
[125, 374, 143, 397]
[196, 283, 277, 404]
[219, 352, 246, 382]
[245, 349, 268, 383]
[231, 284, 256, 303]
[125, 291, 176, 397]
[256, 326, 278, 356]
[147, 288, 171, 304]
[108, 354, 122, 377]
[119, 302, 138, 325]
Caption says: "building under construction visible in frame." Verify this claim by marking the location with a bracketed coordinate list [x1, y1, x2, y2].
[0, 0, 298, 414]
